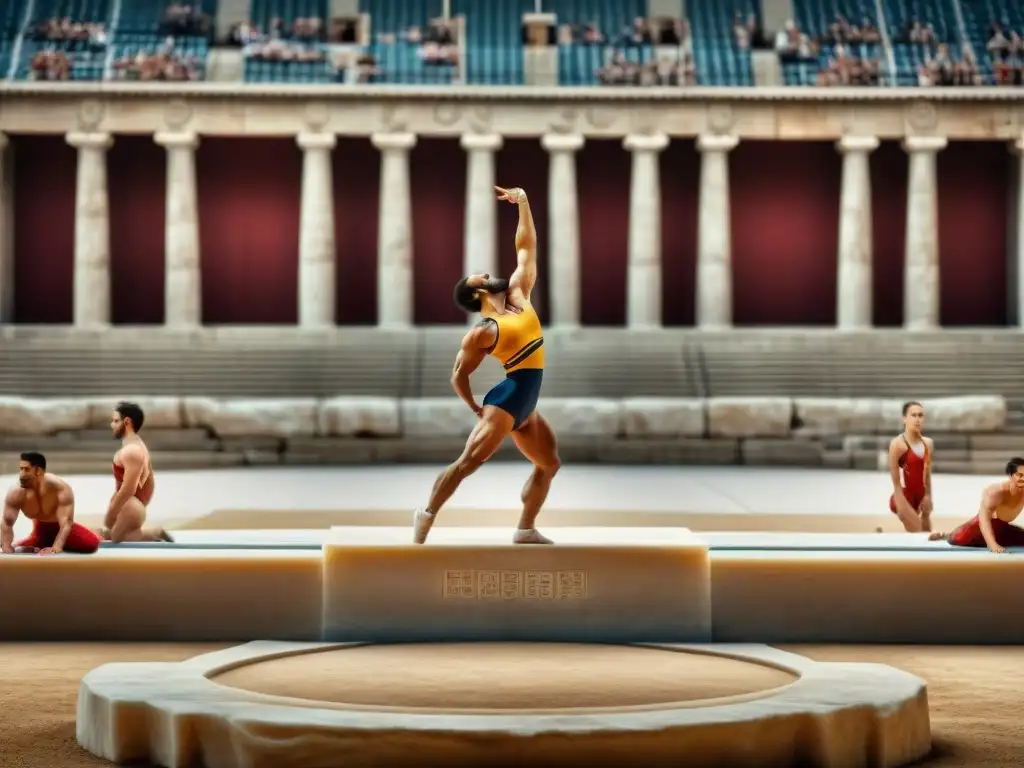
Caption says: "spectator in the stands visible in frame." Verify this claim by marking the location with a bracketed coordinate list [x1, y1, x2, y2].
[30, 50, 71, 80]
[902, 18, 937, 45]
[160, 4, 209, 37]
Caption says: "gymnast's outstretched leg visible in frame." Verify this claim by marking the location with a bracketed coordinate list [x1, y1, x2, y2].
[510, 411, 560, 544]
[413, 406, 514, 544]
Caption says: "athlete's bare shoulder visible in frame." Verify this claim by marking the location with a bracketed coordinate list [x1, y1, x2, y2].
[464, 318, 498, 350]
[983, 481, 1009, 505]
[4, 485, 25, 508]
[888, 435, 909, 455]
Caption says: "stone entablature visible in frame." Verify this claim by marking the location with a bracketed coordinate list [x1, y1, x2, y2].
[1, 83, 1022, 140]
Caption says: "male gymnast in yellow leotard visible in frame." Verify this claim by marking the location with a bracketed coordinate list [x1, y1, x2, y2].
[413, 186, 560, 545]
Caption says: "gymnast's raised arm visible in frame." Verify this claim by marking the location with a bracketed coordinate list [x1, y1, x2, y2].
[495, 186, 537, 302]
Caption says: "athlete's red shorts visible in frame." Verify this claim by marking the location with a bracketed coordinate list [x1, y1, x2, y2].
[946, 516, 1024, 548]
[890, 489, 926, 515]
[15, 520, 101, 553]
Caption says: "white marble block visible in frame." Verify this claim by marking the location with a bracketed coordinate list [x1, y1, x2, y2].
[322, 527, 711, 643]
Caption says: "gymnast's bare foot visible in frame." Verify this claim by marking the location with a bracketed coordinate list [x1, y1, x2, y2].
[513, 528, 553, 545]
[928, 532, 949, 541]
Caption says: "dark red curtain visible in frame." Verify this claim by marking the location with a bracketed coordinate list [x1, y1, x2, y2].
[410, 138, 465, 324]
[108, 135, 166, 324]
[197, 138, 301, 324]
[334, 137, 380, 325]
[660, 139, 700, 326]
[576, 139, 630, 326]
[870, 141, 908, 327]
[12, 135, 76, 323]
[577, 140, 630, 325]
[937, 141, 1010, 326]
[730, 141, 842, 325]
[495, 139, 549, 322]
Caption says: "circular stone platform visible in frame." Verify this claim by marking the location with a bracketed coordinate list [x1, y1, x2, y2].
[211, 642, 797, 712]
[77, 641, 932, 768]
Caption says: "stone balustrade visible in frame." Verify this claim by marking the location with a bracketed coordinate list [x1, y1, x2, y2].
[0, 394, 1005, 438]
[0, 395, 1014, 475]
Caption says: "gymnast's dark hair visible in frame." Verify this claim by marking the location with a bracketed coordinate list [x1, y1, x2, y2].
[116, 401, 145, 431]
[1006, 457, 1024, 475]
[20, 451, 46, 470]
[902, 400, 923, 416]
[453, 277, 482, 313]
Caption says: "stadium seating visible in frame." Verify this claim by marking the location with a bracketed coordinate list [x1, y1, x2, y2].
[882, 0, 962, 84]
[959, 0, 1024, 83]
[686, 0, 755, 85]
[787, 0, 886, 85]
[0, 0, 1018, 86]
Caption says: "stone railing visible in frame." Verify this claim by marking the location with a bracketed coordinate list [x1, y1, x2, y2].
[0, 395, 1014, 474]
[0, 82, 1020, 140]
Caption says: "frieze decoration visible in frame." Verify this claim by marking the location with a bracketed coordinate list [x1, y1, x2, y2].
[547, 106, 578, 133]
[303, 102, 330, 131]
[0, 83, 1022, 141]
[378, 103, 408, 132]
[465, 105, 493, 133]
[584, 106, 616, 130]
[707, 104, 733, 134]
[76, 98, 105, 131]
[163, 99, 193, 130]
[907, 101, 938, 133]
[432, 103, 461, 127]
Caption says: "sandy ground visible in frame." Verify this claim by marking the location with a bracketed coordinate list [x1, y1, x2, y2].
[212, 643, 796, 711]
[2, 643, 1021, 767]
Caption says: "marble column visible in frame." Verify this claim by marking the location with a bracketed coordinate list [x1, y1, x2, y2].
[372, 132, 416, 328]
[541, 133, 584, 327]
[835, 135, 879, 330]
[297, 132, 337, 328]
[902, 136, 947, 330]
[460, 133, 503, 289]
[1013, 137, 1024, 328]
[624, 134, 669, 328]
[154, 132, 201, 327]
[695, 134, 738, 328]
[0, 133, 11, 323]
[66, 132, 113, 328]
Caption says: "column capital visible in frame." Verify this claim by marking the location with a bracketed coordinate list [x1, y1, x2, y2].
[623, 133, 669, 153]
[697, 134, 739, 153]
[541, 133, 584, 153]
[155, 131, 199, 149]
[371, 132, 417, 151]
[460, 133, 503, 152]
[66, 132, 113, 150]
[902, 136, 947, 153]
[297, 132, 336, 151]
[836, 135, 879, 154]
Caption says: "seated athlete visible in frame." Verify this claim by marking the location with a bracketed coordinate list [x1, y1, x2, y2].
[102, 401, 172, 543]
[929, 457, 1024, 553]
[888, 400, 934, 532]
[413, 185, 560, 545]
[1, 452, 101, 555]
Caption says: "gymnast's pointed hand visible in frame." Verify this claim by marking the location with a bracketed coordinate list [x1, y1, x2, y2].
[495, 186, 525, 204]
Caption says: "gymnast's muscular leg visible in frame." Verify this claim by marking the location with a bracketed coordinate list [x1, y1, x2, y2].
[510, 411, 560, 544]
[414, 406, 514, 544]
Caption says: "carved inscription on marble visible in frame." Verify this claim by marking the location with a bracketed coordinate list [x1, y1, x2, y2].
[443, 570, 589, 600]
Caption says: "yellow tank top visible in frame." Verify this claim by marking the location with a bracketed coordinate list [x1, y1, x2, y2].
[486, 302, 545, 373]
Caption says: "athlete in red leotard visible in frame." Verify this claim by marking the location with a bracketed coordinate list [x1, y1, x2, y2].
[888, 400, 934, 532]
[1, 452, 101, 555]
[101, 401, 172, 543]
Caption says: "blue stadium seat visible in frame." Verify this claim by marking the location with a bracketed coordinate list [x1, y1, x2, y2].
[687, 0, 755, 85]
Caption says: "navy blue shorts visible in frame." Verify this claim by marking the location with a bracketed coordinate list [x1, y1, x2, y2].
[483, 368, 543, 430]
